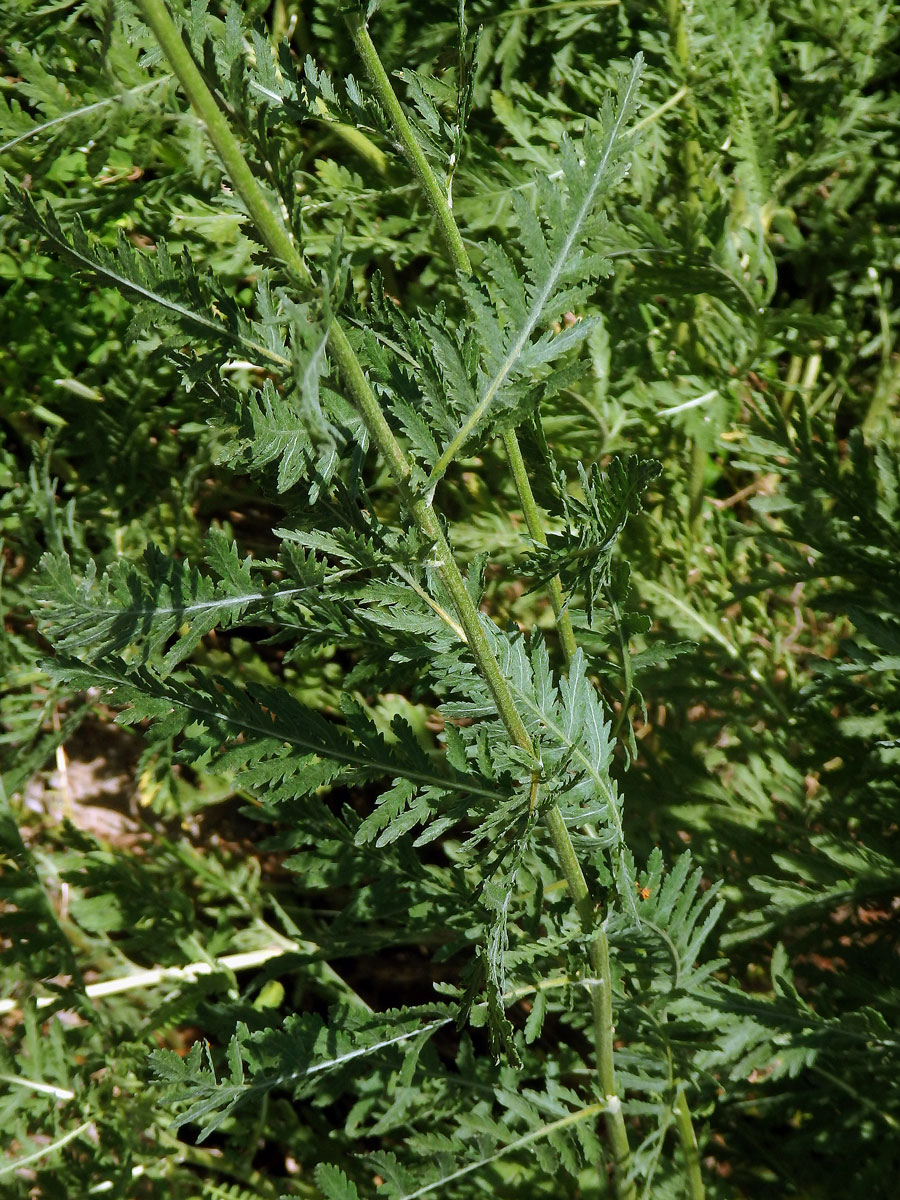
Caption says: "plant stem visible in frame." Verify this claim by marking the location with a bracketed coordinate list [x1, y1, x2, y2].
[607, 586, 635, 743]
[132, 0, 531, 765]
[862, 266, 896, 438]
[687, 436, 707, 530]
[781, 352, 804, 413]
[649, 37, 713, 1188]
[135, 0, 308, 282]
[326, 119, 388, 174]
[666, 0, 708, 536]
[502, 430, 580, 662]
[132, 11, 514, 707]
[136, 5, 635, 1193]
[673, 1087, 705, 1200]
[349, 9, 580, 667]
[665, 0, 704, 237]
[347, 16, 635, 1197]
[345, 10, 472, 276]
[545, 806, 634, 1192]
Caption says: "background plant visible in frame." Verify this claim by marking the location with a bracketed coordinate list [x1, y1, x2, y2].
[1, 1, 898, 1197]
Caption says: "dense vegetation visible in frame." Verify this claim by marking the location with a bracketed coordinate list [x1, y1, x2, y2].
[1, 1, 898, 1196]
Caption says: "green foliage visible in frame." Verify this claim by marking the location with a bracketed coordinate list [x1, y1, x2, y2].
[524, 452, 662, 622]
[2, 1, 899, 1198]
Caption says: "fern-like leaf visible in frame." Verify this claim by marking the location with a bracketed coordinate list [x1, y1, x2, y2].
[427, 56, 643, 481]
[34, 532, 331, 674]
[525, 453, 662, 622]
[8, 188, 289, 370]
[45, 655, 506, 833]
[151, 1003, 454, 1142]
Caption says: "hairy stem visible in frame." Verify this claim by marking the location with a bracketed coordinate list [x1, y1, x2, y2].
[862, 266, 896, 438]
[134, 0, 306, 280]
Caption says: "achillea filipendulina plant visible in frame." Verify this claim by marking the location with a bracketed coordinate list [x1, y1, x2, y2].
[2, 1, 899, 1197]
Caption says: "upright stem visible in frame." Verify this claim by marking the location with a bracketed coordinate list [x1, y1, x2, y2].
[347, 8, 580, 667]
[135, 0, 307, 281]
[132, 0, 532, 760]
[862, 266, 896, 438]
[687, 437, 707, 530]
[665, 0, 704, 237]
[545, 805, 634, 1189]
[674, 1088, 705, 1200]
[135, 4, 635, 1194]
[502, 430, 580, 664]
[607, 587, 635, 743]
[666, 0, 708, 537]
[348, 15, 635, 1197]
[345, 10, 472, 276]
[660, 4, 709, 1190]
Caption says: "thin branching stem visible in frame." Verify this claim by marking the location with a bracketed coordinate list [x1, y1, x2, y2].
[347, 10, 580, 664]
[502, 429, 580, 662]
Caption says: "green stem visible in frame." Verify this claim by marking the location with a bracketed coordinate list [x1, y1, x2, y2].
[347, 11, 580, 666]
[673, 1087, 705, 1200]
[662, 11, 713, 1114]
[545, 804, 635, 1196]
[135, 0, 307, 282]
[781, 352, 803, 413]
[687, 436, 707, 531]
[665, 0, 703, 234]
[607, 586, 635, 743]
[136, 6, 634, 1193]
[862, 266, 896, 438]
[345, 10, 472, 276]
[132, 0, 531, 764]
[346, 18, 635, 1197]
[666, 0, 708, 535]
[326, 328, 539, 755]
[134, 0, 544, 817]
[502, 430, 579, 664]
[325, 117, 388, 174]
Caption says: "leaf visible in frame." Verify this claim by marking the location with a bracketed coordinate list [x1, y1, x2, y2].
[428, 56, 644, 479]
[524, 454, 661, 621]
[7, 188, 289, 370]
[151, 1004, 454, 1142]
[35, 532, 320, 673]
[44, 655, 506, 839]
[315, 1164, 361, 1200]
